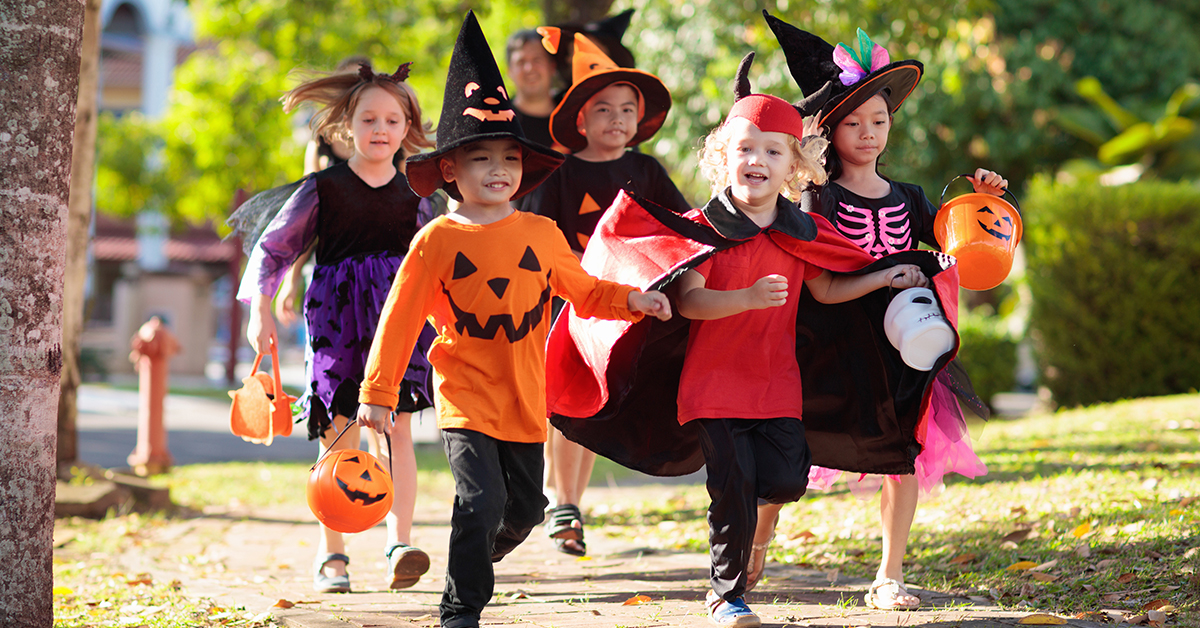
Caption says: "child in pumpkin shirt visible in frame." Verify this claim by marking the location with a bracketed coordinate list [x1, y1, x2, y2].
[356, 13, 671, 628]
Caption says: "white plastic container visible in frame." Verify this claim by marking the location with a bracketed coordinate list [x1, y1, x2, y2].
[883, 287, 955, 371]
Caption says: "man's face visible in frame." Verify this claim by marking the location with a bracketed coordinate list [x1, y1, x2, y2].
[508, 40, 554, 99]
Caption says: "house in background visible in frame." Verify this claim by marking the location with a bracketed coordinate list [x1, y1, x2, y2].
[83, 0, 245, 379]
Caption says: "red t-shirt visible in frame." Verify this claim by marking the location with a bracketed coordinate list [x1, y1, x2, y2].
[676, 231, 823, 424]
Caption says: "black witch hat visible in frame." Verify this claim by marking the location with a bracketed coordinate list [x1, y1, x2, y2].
[407, 11, 564, 200]
[762, 10, 922, 131]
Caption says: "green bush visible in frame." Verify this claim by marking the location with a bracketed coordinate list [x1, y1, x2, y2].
[1023, 178, 1200, 407]
[955, 310, 1018, 410]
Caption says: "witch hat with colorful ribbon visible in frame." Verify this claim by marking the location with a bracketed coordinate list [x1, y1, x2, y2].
[762, 10, 922, 131]
[406, 11, 564, 200]
[543, 30, 671, 153]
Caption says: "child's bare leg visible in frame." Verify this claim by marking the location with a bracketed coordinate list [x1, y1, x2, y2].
[317, 415, 358, 578]
[876, 475, 920, 606]
[748, 502, 783, 588]
[547, 427, 593, 554]
[372, 412, 417, 546]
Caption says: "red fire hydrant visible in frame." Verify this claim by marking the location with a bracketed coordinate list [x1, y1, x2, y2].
[127, 316, 181, 476]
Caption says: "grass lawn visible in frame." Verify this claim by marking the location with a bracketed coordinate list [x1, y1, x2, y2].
[53, 394, 1199, 626]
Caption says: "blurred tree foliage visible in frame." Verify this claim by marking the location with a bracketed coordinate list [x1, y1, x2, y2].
[96, 0, 1200, 224]
[96, 0, 543, 225]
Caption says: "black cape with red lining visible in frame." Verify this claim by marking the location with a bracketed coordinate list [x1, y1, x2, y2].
[545, 189, 962, 477]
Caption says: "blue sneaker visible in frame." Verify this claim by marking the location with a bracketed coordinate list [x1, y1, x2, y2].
[706, 591, 761, 627]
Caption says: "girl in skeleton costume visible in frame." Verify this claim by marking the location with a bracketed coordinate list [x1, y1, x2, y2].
[235, 63, 438, 594]
[751, 12, 1005, 610]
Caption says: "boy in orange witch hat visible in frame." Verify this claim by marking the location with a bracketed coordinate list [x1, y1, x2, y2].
[517, 29, 691, 557]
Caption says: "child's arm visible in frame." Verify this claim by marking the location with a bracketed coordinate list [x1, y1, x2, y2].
[627, 290, 673, 321]
[674, 269, 788, 320]
[969, 168, 1008, 196]
[357, 246, 438, 433]
[804, 264, 927, 305]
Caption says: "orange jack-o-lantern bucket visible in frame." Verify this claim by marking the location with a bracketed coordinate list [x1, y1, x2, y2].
[308, 448, 394, 533]
[934, 175, 1023, 291]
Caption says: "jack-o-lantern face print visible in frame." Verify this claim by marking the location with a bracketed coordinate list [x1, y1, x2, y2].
[463, 81, 516, 122]
[334, 454, 391, 506]
[976, 205, 1014, 241]
[441, 245, 551, 342]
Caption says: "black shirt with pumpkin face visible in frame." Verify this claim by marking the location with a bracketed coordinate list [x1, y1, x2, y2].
[518, 151, 691, 253]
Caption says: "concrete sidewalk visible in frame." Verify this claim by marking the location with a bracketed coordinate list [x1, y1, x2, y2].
[83, 486, 1103, 628]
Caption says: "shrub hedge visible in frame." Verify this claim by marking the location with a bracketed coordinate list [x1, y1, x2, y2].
[955, 311, 1018, 411]
[1023, 178, 1200, 407]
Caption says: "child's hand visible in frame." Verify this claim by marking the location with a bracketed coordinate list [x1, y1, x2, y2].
[884, 264, 929, 290]
[969, 168, 1008, 196]
[247, 295, 278, 354]
[801, 115, 824, 139]
[356, 403, 392, 434]
[628, 290, 673, 321]
[748, 274, 789, 309]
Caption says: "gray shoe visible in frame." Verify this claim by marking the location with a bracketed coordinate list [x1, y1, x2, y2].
[386, 543, 430, 590]
[313, 553, 350, 593]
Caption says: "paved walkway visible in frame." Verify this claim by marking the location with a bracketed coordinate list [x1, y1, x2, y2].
[68, 372, 1075, 627]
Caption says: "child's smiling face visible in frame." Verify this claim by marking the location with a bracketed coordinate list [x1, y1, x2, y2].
[831, 93, 891, 168]
[441, 139, 524, 209]
[577, 83, 640, 155]
[348, 85, 409, 164]
[724, 116, 799, 214]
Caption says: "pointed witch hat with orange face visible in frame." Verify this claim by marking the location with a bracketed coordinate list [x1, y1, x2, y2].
[406, 10, 564, 200]
[545, 30, 671, 153]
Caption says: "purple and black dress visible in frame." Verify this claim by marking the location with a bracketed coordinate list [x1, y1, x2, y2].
[238, 162, 436, 440]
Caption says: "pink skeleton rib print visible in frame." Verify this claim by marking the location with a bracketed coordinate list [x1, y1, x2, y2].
[834, 202, 912, 258]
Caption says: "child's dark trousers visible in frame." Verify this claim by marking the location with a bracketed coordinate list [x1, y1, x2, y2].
[698, 417, 811, 602]
[439, 428, 548, 628]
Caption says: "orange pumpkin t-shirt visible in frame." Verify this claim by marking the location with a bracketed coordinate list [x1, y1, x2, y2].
[360, 210, 643, 443]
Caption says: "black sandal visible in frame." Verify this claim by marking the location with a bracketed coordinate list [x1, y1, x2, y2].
[545, 504, 586, 556]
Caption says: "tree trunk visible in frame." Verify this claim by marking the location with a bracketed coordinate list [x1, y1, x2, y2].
[542, 0, 615, 25]
[58, 0, 103, 473]
[0, 1, 86, 626]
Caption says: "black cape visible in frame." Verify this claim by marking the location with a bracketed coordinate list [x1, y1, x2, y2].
[544, 190, 962, 477]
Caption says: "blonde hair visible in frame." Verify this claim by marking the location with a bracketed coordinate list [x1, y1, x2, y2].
[699, 120, 828, 201]
[282, 68, 434, 156]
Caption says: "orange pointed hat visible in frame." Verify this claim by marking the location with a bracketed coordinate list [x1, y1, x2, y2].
[547, 31, 671, 153]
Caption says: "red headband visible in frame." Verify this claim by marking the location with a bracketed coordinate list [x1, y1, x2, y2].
[726, 94, 804, 142]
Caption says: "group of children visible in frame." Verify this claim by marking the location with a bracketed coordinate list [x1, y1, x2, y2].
[236, 9, 1008, 628]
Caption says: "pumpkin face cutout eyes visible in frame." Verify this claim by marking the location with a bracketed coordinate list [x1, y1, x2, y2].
[335, 454, 391, 506]
[307, 449, 394, 533]
[443, 247, 551, 342]
[976, 206, 1014, 241]
[463, 81, 516, 122]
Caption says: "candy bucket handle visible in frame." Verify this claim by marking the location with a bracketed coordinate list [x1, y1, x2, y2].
[939, 173, 1022, 216]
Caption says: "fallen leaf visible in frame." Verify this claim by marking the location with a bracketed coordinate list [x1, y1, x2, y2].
[52, 586, 74, 596]
[272, 600, 294, 609]
[1142, 599, 1173, 611]
[1148, 609, 1167, 626]
[1097, 559, 1119, 569]
[1118, 572, 1135, 584]
[1181, 496, 1196, 508]
[622, 594, 652, 606]
[125, 574, 153, 586]
[1018, 613, 1066, 624]
[1074, 545, 1091, 558]
[1029, 572, 1058, 583]
[1083, 584, 1095, 592]
[1030, 559, 1058, 572]
[590, 610, 601, 616]
[1072, 522, 1092, 538]
[1169, 509, 1184, 516]
[1147, 550, 1164, 559]
[949, 553, 977, 565]
[576, 556, 592, 562]
[1074, 611, 1107, 621]
[1125, 613, 1149, 625]
[1002, 529, 1034, 543]
[1102, 593, 1124, 602]
[1000, 540, 1020, 550]
[1007, 561, 1039, 571]
[1020, 583, 1039, 597]
[1011, 506, 1028, 517]
[508, 591, 530, 600]
[790, 530, 816, 542]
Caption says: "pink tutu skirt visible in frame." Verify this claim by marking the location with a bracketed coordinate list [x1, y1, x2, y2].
[807, 376, 987, 498]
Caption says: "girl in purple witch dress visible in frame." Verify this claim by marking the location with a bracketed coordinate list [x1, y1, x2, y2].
[238, 62, 438, 594]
